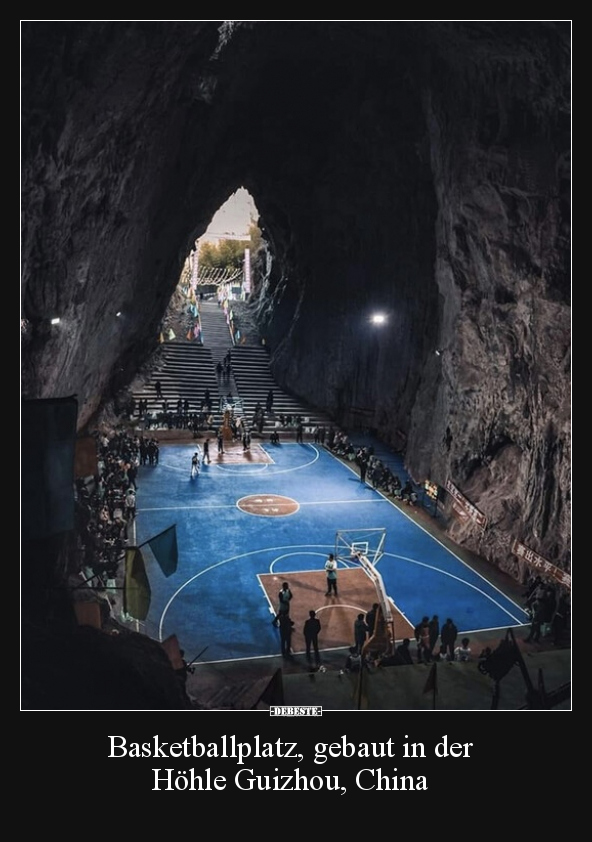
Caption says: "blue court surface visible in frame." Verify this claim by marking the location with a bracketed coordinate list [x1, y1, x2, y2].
[134, 442, 529, 663]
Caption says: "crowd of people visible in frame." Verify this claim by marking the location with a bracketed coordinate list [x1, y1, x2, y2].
[133, 388, 217, 435]
[73, 429, 155, 589]
[324, 435, 420, 504]
[215, 351, 233, 383]
[522, 575, 570, 646]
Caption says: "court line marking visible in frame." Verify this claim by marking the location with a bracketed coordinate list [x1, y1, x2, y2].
[315, 603, 365, 614]
[142, 444, 277, 476]
[157, 543, 336, 640]
[216, 443, 320, 474]
[148, 447, 529, 653]
[380, 551, 526, 624]
[157, 543, 525, 650]
[236, 495, 301, 517]
[143, 461, 272, 476]
[325, 447, 529, 620]
[268, 551, 351, 574]
[138, 498, 389, 513]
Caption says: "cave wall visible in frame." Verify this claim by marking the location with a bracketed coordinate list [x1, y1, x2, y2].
[21, 21, 570, 578]
[405, 25, 571, 571]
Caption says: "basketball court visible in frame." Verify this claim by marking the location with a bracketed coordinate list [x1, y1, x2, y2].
[130, 441, 530, 665]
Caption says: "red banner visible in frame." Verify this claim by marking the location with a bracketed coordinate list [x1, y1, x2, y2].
[511, 540, 571, 589]
[445, 479, 488, 530]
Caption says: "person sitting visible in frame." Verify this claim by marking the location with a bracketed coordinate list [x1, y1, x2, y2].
[401, 480, 417, 505]
[389, 474, 402, 497]
[395, 638, 414, 665]
[344, 646, 362, 672]
[454, 637, 472, 661]
[375, 648, 404, 667]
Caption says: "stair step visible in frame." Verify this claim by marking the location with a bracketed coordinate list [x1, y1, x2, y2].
[131, 296, 334, 434]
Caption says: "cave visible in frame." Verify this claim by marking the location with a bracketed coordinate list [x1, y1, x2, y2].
[21, 21, 571, 709]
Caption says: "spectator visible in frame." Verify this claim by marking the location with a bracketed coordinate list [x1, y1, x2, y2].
[278, 613, 294, 659]
[365, 603, 380, 637]
[396, 638, 414, 665]
[354, 613, 369, 654]
[440, 617, 458, 661]
[303, 610, 321, 667]
[525, 599, 544, 643]
[344, 646, 362, 673]
[454, 637, 472, 661]
[428, 614, 440, 657]
[414, 616, 431, 663]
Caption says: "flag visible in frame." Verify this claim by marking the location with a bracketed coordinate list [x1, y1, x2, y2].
[145, 524, 178, 577]
[423, 662, 438, 695]
[124, 548, 151, 620]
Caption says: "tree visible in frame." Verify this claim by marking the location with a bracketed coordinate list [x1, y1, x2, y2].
[198, 238, 248, 271]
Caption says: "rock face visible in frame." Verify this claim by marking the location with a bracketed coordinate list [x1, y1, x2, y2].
[22, 22, 570, 580]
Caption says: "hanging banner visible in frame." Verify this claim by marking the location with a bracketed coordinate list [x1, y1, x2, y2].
[445, 479, 488, 530]
[191, 248, 198, 290]
[511, 540, 571, 589]
[243, 247, 251, 294]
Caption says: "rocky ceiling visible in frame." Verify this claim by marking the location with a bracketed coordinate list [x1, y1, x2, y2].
[21, 21, 571, 583]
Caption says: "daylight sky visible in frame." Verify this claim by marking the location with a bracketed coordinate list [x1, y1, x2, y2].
[200, 187, 257, 243]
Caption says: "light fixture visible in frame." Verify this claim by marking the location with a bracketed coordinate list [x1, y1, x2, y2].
[116, 311, 122, 317]
[50, 317, 61, 325]
[370, 313, 387, 325]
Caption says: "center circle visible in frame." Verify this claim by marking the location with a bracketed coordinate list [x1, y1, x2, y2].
[237, 494, 300, 517]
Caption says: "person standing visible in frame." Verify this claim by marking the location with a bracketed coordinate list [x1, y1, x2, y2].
[440, 617, 458, 661]
[127, 461, 138, 490]
[365, 603, 380, 637]
[190, 449, 201, 479]
[296, 421, 304, 443]
[124, 488, 136, 521]
[354, 613, 369, 654]
[155, 380, 163, 400]
[525, 599, 544, 643]
[428, 614, 440, 658]
[303, 610, 322, 667]
[414, 616, 431, 663]
[272, 581, 293, 625]
[278, 613, 294, 658]
[356, 448, 369, 483]
[202, 437, 211, 464]
[324, 553, 338, 596]
[217, 427, 225, 455]
[266, 389, 274, 413]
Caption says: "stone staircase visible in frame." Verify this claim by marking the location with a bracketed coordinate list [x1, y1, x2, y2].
[198, 299, 233, 365]
[131, 294, 334, 438]
[231, 346, 334, 437]
[133, 343, 220, 417]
